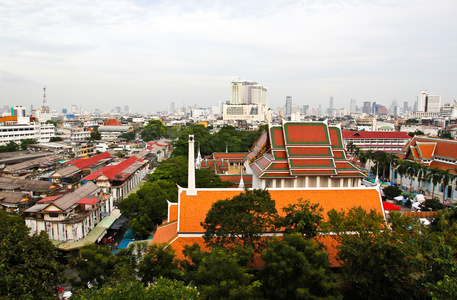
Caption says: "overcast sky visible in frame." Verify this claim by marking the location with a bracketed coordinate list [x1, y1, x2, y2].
[1, 0, 457, 113]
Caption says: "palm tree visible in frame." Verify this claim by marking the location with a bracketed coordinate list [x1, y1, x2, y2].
[406, 161, 419, 193]
[387, 153, 399, 183]
[365, 149, 374, 173]
[440, 169, 452, 204]
[428, 167, 441, 199]
[358, 151, 368, 171]
[396, 159, 408, 187]
[346, 142, 356, 157]
[417, 164, 428, 193]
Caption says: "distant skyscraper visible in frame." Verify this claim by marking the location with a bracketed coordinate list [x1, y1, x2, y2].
[403, 102, 408, 114]
[363, 102, 371, 114]
[350, 98, 356, 114]
[124, 105, 129, 113]
[169, 102, 175, 115]
[62, 108, 67, 114]
[372, 102, 377, 114]
[418, 91, 441, 113]
[329, 97, 334, 117]
[303, 105, 309, 115]
[285, 96, 292, 117]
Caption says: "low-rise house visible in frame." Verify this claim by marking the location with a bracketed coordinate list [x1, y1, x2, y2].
[24, 182, 114, 249]
[82, 155, 149, 204]
[0, 177, 59, 200]
[50, 152, 112, 188]
[0, 191, 34, 214]
[2, 154, 62, 177]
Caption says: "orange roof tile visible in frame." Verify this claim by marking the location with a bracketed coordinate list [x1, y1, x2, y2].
[178, 188, 383, 233]
[104, 118, 122, 126]
[416, 143, 435, 159]
[151, 221, 178, 244]
[168, 203, 178, 222]
[285, 124, 328, 144]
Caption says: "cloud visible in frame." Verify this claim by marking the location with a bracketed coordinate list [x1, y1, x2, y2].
[1, 0, 457, 112]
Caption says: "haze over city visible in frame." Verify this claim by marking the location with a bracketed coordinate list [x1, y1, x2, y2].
[1, 0, 457, 113]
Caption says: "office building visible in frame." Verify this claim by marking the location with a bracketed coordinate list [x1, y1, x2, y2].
[223, 80, 269, 122]
[285, 96, 292, 117]
[362, 102, 371, 114]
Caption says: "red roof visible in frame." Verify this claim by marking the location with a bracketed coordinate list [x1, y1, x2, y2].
[82, 156, 144, 182]
[37, 195, 62, 203]
[68, 152, 111, 169]
[104, 119, 122, 126]
[77, 197, 99, 205]
[342, 130, 411, 139]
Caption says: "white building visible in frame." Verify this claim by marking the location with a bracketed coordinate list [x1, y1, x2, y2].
[223, 80, 269, 122]
[0, 116, 55, 146]
[23, 182, 111, 243]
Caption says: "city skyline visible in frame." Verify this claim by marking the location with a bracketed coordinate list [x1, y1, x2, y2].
[1, 1, 457, 112]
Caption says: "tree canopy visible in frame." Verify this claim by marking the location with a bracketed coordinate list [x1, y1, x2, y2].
[0, 211, 63, 298]
[141, 119, 166, 141]
[201, 189, 278, 251]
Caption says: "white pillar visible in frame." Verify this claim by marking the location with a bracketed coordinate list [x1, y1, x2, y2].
[187, 135, 197, 195]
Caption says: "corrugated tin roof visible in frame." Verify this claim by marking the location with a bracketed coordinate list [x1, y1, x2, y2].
[53, 182, 99, 212]
[3, 154, 61, 172]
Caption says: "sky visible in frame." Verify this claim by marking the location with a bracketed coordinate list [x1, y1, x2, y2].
[1, 0, 457, 113]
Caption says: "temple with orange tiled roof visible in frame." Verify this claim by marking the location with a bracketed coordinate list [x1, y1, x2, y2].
[247, 120, 365, 189]
[151, 128, 386, 267]
[398, 136, 457, 201]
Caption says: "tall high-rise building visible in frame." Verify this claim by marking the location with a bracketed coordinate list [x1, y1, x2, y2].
[303, 105, 310, 115]
[124, 105, 129, 113]
[362, 102, 371, 114]
[168, 102, 175, 115]
[230, 80, 266, 105]
[418, 91, 441, 113]
[329, 97, 334, 117]
[403, 102, 408, 114]
[350, 98, 356, 114]
[224, 80, 269, 122]
[285, 96, 292, 116]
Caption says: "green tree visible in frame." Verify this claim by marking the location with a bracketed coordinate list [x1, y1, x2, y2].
[0, 211, 63, 299]
[118, 180, 175, 237]
[201, 189, 278, 251]
[182, 244, 261, 299]
[276, 198, 324, 237]
[72, 244, 124, 288]
[130, 214, 154, 239]
[0, 141, 20, 152]
[149, 156, 231, 188]
[20, 138, 37, 150]
[171, 124, 213, 157]
[141, 119, 166, 141]
[72, 277, 199, 299]
[428, 166, 442, 198]
[50, 136, 63, 142]
[324, 209, 422, 300]
[46, 119, 57, 127]
[119, 129, 138, 141]
[139, 243, 182, 284]
[89, 129, 101, 140]
[258, 233, 341, 300]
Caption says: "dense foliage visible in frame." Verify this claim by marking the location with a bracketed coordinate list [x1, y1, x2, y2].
[141, 119, 166, 141]
[0, 211, 63, 298]
[171, 124, 263, 157]
[202, 189, 278, 251]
